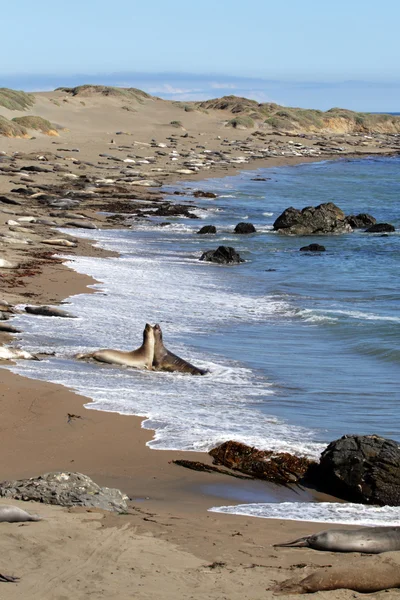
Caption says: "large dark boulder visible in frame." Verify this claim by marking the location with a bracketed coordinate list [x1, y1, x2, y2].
[345, 213, 376, 229]
[234, 222, 256, 234]
[273, 202, 352, 235]
[300, 244, 326, 252]
[318, 435, 400, 506]
[365, 223, 395, 233]
[209, 441, 315, 485]
[200, 246, 244, 264]
[197, 225, 217, 234]
[0, 472, 129, 512]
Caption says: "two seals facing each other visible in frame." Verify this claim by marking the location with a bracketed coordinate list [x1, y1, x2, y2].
[76, 323, 207, 376]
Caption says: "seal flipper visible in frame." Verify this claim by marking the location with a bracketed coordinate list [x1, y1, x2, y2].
[274, 535, 311, 548]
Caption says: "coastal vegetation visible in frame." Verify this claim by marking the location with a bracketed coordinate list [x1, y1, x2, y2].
[0, 88, 35, 111]
[0, 115, 28, 137]
[196, 95, 400, 133]
[57, 85, 151, 104]
[11, 115, 59, 135]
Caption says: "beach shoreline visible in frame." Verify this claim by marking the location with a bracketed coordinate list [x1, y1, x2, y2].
[1, 90, 399, 597]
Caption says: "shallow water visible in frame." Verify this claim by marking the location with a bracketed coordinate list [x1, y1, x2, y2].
[9, 156, 400, 524]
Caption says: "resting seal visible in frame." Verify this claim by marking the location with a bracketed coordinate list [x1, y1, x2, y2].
[274, 556, 400, 594]
[0, 505, 41, 522]
[274, 525, 400, 554]
[76, 323, 154, 369]
[152, 323, 207, 376]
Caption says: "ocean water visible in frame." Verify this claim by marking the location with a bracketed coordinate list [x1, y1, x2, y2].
[8, 156, 400, 524]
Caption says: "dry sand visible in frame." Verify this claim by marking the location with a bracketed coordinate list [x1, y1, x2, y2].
[0, 89, 399, 598]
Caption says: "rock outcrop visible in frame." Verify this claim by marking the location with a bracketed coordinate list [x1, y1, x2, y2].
[234, 222, 256, 234]
[200, 246, 244, 264]
[345, 213, 376, 228]
[318, 434, 400, 506]
[273, 202, 352, 235]
[209, 441, 315, 485]
[0, 472, 129, 512]
[197, 225, 217, 234]
[300, 243, 326, 252]
[365, 223, 395, 233]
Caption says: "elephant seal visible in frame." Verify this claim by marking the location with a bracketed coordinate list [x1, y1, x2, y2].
[76, 323, 154, 369]
[152, 323, 208, 376]
[274, 525, 400, 554]
[0, 505, 41, 522]
[273, 556, 400, 594]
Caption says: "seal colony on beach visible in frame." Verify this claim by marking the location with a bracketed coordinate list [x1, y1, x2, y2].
[76, 323, 207, 375]
[274, 525, 400, 553]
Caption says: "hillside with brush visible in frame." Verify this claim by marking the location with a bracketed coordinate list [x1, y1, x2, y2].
[196, 95, 400, 133]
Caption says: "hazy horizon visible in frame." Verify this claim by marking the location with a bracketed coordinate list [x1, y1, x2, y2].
[1, 72, 399, 113]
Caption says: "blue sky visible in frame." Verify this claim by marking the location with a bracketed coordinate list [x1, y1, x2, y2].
[2, 0, 400, 110]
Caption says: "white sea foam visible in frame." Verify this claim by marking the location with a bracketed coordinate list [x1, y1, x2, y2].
[9, 227, 321, 455]
[262, 212, 274, 217]
[209, 502, 400, 526]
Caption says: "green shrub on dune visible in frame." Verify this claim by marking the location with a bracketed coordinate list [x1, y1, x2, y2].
[11, 116, 58, 135]
[227, 115, 255, 129]
[0, 88, 35, 111]
[0, 115, 28, 137]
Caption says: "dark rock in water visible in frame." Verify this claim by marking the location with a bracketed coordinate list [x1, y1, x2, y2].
[300, 244, 326, 252]
[65, 221, 98, 230]
[153, 204, 199, 219]
[200, 246, 244, 264]
[25, 305, 76, 318]
[0, 472, 129, 512]
[234, 222, 256, 234]
[273, 202, 352, 235]
[209, 441, 315, 485]
[318, 434, 400, 506]
[365, 223, 395, 233]
[345, 213, 376, 229]
[197, 225, 217, 234]
[193, 190, 217, 198]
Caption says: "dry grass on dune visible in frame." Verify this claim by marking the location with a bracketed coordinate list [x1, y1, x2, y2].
[57, 85, 152, 104]
[196, 95, 400, 133]
[11, 115, 60, 135]
[0, 115, 28, 137]
[0, 87, 35, 111]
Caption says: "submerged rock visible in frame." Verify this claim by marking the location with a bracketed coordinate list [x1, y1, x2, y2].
[200, 246, 244, 264]
[300, 243, 326, 252]
[273, 202, 352, 235]
[365, 223, 395, 233]
[0, 472, 129, 512]
[318, 434, 400, 506]
[209, 441, 315, 485]
[197, 225, 217, 234]
[234, 222, 256, 234]
[193, 190, 217, 198]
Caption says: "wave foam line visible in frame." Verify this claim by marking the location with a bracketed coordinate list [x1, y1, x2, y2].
[210, 502, 400, 526]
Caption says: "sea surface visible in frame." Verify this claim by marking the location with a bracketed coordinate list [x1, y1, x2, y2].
[9, 156, 400, 524]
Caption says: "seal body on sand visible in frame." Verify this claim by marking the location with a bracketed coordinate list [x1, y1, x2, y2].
[274, 525, 400, 553]
[152, 323, 208, 376]
[274, 558, 400, 594]
[76, 323, 154, 370]
[0, 505, 41, 522]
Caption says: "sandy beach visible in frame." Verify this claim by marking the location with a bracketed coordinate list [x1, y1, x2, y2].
[0, 87, 399, 598]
